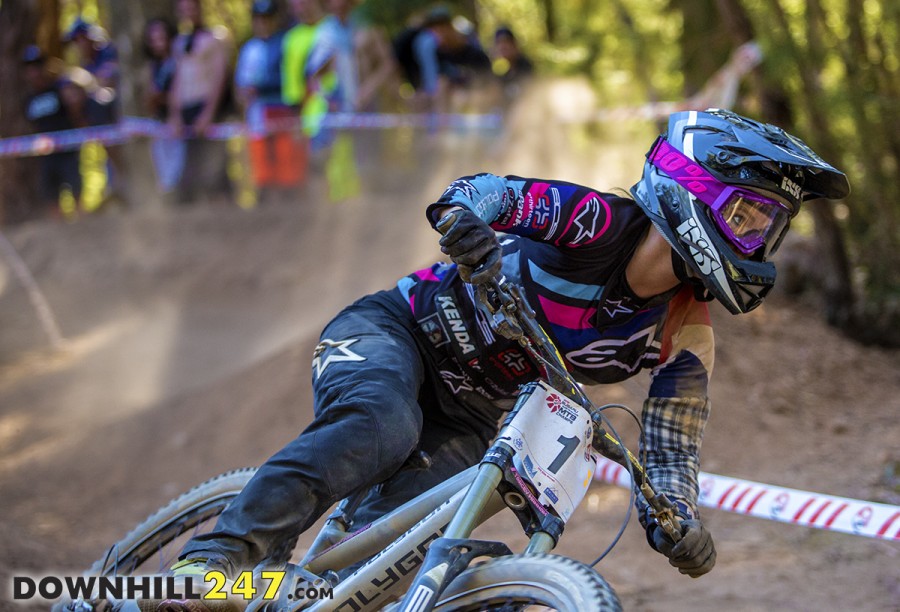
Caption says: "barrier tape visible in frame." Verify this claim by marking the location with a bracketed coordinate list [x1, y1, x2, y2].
[0, 112, 503, 160]
[594, 457, 900, 541]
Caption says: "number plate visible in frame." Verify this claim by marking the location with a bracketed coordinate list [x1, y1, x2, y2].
[499, 381, 596, 522]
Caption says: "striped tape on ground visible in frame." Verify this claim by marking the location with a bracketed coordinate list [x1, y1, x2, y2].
[594, 457, 900, 541]
[0, 112, 503, 159]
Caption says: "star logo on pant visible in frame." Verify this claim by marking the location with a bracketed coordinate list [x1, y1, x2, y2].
[313, 338, 366, 379]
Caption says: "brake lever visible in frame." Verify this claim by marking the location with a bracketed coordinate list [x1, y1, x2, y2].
[640, 483, 684, 543]
[476, 278, 526, 342]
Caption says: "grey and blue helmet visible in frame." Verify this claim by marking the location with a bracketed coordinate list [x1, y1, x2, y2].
[631, 109, 850, 314]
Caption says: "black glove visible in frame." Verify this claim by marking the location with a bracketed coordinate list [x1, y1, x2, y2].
[436, 209, 502, 284]
[647, 518, 716, 578]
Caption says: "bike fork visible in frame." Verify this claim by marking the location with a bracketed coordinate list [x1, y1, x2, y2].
[396, 460, 510, 612]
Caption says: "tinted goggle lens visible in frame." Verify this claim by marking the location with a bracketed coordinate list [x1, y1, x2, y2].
[647, 138, 792, 257]
[714, 191, 791, 256]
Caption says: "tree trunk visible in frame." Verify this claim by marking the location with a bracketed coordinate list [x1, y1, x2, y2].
[675, 0, 731, 95]
[759, 0, 857, 327]
[538, 0, 557, 43]
[714, 0, 793, 124]
[0, 0, 42, 225]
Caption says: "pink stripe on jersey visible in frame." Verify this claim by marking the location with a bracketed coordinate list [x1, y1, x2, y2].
[414, 267, 441, 282]
[537, 295, 596, 330]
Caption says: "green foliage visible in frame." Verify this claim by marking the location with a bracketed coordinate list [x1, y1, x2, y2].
[25, 0, 900, 338]
[740, 0, 900, 337]
[357, 0, 476, 32]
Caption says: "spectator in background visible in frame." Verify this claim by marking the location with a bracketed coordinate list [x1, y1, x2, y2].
[393, 7, 491, 112]
[316, 0, 397, 112]
[144, 18, 177, 120]
[282, 0, 330, 149]
[169, 0, 233, 205]
[236, 0, 306, 203]
[314, 0, 359, 112]
[353, 18, 398, 112]
[491, 26, 534, 102]
[143, 17, 184, 194]
[22, 45, 88, 215]
[64, 18, 119, 125]
[63, 17, 128, 206]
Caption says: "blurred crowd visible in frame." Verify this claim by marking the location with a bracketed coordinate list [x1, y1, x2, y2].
[19, 0, 535, 215]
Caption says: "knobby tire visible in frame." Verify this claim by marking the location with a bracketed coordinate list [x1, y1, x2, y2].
[431, 553, 622, 611]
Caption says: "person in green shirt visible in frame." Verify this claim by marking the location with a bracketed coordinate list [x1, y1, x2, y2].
[281, 0, 331, 140]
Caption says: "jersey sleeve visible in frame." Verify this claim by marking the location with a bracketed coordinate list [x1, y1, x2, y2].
[426, 173, 624, 251]
[636, 288, 715, 522]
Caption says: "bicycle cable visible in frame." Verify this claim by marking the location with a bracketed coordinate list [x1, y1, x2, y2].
[588, 406, 641, 567]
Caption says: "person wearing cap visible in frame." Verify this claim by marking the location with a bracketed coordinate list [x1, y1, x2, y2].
[63, 17, 128, 206]
[236, 0, 307, 202]
[64, 18, 119, 95]
[22, 45, 88, 215]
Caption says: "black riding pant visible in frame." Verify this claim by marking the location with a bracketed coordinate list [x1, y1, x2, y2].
[180, 290, 499, 576]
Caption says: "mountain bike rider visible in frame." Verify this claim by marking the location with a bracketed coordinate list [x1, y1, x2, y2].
[142, 109, 850, 610]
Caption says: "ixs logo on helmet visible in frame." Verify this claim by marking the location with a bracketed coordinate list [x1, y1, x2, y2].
[676, 218, 722, 276]
[781, 176, 802, 200]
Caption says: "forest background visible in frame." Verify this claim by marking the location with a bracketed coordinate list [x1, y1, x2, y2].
[0, 0, 897, 345]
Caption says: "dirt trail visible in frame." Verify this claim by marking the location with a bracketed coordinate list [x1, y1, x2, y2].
[1, 80, 898, 611]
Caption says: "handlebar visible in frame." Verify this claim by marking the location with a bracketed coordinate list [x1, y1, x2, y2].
[435, 210, 684, 542]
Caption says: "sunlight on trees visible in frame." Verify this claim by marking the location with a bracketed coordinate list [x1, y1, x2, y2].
[2, 0, 897, 342]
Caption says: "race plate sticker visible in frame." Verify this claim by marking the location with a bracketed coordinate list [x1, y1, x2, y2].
[501, 381, 597, 521]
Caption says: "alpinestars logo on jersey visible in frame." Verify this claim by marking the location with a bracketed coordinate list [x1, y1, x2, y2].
[565, 325, 660, 372]
[571, 197, 604, 244]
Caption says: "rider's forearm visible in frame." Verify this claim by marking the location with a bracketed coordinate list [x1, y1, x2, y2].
[426, 174, 511, 226]
[636, 395, 710, 523]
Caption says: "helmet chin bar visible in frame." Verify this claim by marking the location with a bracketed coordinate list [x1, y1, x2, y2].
[671, 248, 716, 303]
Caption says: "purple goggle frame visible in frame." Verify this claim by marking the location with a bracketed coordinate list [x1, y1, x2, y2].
[648, 138, 792, 255]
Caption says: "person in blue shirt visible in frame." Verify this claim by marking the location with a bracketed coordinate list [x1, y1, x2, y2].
[236, 0, 306, 201]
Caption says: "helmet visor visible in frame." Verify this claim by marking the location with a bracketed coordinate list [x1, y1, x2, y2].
[648, 138, 792, 257]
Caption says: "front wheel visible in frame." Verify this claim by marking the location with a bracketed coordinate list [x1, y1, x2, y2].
[433, 553, 622, 611]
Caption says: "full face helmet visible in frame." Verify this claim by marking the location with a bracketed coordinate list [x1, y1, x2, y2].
[631, 109, 850, 314]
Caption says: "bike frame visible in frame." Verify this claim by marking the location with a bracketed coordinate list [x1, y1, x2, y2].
[248, 276, 683, 612]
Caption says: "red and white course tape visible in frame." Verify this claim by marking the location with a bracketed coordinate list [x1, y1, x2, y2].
[594, 457, 900, 541]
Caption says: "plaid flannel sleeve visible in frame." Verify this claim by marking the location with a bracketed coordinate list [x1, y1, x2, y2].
[636, 395, 711, 526]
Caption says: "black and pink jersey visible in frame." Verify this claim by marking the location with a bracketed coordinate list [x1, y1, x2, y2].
[394, 173, 715, 408]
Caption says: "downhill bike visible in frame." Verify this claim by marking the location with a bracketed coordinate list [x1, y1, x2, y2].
[68, 273, 686, 612]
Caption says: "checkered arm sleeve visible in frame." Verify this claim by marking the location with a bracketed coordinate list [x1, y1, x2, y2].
[635, 395, 711, 525]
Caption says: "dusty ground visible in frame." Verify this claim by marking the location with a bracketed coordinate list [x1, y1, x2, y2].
[1, 81, 898, 611]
